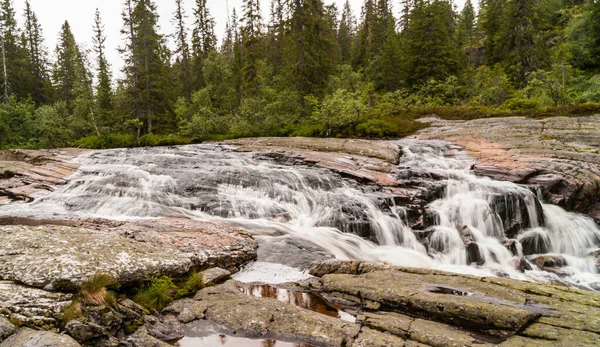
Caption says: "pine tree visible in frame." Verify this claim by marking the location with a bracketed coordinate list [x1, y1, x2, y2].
[337, 0, 355, 64]
[479, 0, 506, 66]
[92, 9, 113, 127]
[53, 21, 84, 113]
[191, 0, 216, 89]
[172, 0, 192, 100]
[0, 0, 20, 101]
[23, 1, 51, 104]
[456, 0, 476, 67]
[53, 21, 97, 135]
[404, 0, 460, 86]
[240, 0, 263, 98]
[120, 0, 142, 141]
[500, 0, 547, 85]
[288, 0, 337, 112]
[371, 19, 403, 91]
[121, 0, 175, 137]
[267, 0, 289, 76]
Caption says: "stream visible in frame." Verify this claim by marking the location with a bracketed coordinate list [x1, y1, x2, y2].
[1, 140, 599, 292]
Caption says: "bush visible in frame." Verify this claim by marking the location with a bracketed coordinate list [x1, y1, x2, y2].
[355, 119, 395, 137]
[502, 98, 540, 110]
[133, 272, 204, 311]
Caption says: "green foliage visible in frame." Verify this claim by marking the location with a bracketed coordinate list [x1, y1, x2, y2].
[133, 272, 204, 311]
[61, 300, 84, 323]
[76, 134, 137, 149]
[139, 134, 190, 147]
[314, 89, 365, 135]
[133, 276, 177, 311]
[29, 103, 73, 148]
[80, 274, 118, 294]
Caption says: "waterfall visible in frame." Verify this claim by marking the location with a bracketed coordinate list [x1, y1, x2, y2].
[1, 141, 599, 290]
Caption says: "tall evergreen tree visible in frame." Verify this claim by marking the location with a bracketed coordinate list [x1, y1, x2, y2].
[337, 0, 355, 64]
[191, 0, 216, 89]
[404, 0, 460, 86]
[370, 19, 403, 91]
[173, 0, 192, 100]
[288, 0, 337, 112]
[456, 0, 476, 67]
[121, 0, 174, 136]
[92, 9, 113, 127]
[0, 0, 21, 101]
[23, 1, 51, 104]
[479, 0, 506, 66]
[500, 0, 547, 85]
[53, 21, 98, 135]
[240, 0, 263, 98]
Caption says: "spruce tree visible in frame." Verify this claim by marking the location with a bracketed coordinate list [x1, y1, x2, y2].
[288, 0, 336, 112]
[173, 0, 192, 100]
[191, 0, 216, 89]
[338, 0, 355, 64]
[456, 0, 476, 67]
[479, 0, 506, 66]
[240, 0, 262, 98]
[121, 0, 175, 136]
[500, 0, 547, 85]
[23, 1, 51, 104]
[404, 0, 460, 86]
[92, 9, 113, 127]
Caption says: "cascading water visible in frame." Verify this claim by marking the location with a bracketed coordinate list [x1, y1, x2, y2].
[2, 140, 599, 290]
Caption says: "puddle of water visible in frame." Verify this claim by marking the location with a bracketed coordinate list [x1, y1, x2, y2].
[174, 335, 312, 347]
[426, 285, 474, 297]
[239, 284, 356, 323]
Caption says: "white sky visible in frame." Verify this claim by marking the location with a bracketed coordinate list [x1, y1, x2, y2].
[13, 0, 467, 78]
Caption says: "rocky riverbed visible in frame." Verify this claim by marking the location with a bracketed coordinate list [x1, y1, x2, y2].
[0, 115, 599, 346]
[418, 115, 600, 223]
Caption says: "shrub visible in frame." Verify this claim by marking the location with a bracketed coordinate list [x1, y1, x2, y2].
[502, 98, 540, 110]
[355, 119, 395, 137]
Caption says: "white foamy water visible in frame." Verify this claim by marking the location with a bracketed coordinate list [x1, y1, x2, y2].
[1, 141, 599, 290]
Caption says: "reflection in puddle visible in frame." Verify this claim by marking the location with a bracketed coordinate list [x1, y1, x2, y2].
[175, 335, 312, 347]
[239, 284, 356, 323]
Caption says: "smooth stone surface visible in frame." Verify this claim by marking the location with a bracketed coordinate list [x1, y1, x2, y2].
[0, 225, 193, 290]
[199, 267, 231, 285]
[0, 328, 80, 347]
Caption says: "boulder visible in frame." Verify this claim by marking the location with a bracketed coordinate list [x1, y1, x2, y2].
[0, 317, 15, 342]
[0, 225, 193, 290]
[0, 328, 80, 347]
[198, 268, 231, 285]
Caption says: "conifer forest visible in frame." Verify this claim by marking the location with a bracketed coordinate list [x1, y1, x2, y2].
[0, 0, 599, 149]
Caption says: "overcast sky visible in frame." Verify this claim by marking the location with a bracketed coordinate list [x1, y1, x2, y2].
[13, 0, 468, 78]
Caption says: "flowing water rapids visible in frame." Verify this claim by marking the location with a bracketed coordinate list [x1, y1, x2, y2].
[2, 140, 600, 291]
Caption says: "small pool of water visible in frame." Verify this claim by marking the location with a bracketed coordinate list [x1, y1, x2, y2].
[239, 284, 356, 323]
[171, 283, 356, 346]
[175, 335, 312, 347]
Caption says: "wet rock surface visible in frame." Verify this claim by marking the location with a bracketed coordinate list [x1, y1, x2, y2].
[0, 149, 86, 205]
[154, 260, 600, 346]
[418, 115, 600, 223]
[227, 137, 402, 164]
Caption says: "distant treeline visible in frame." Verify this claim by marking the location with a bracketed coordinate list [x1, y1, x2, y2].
[0, 0, 599, 149]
